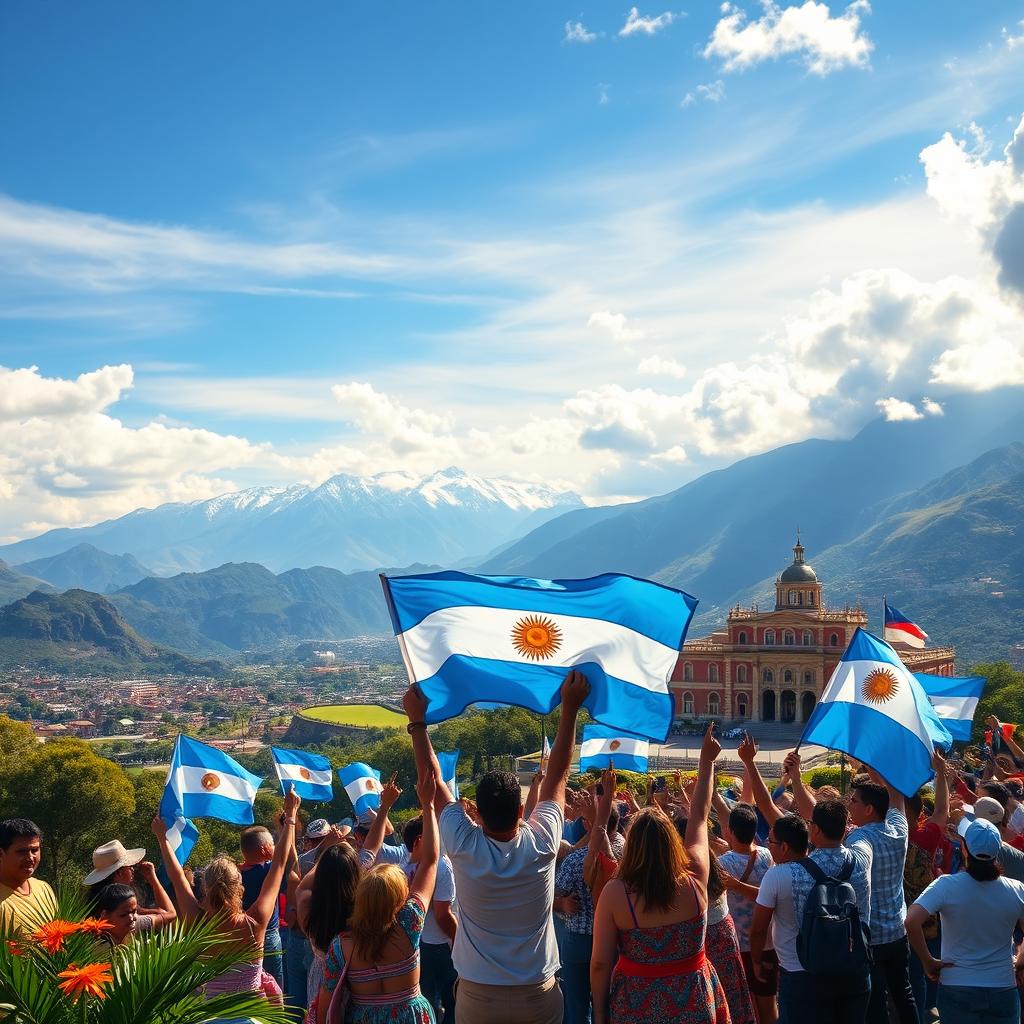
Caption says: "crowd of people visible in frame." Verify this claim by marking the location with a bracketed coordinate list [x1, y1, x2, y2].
[5, 689, 1024, 1024]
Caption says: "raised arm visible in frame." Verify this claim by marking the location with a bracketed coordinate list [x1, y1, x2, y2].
[539, 670, 589, 809]
[151, 815, 202, 922]
[928, 749, 949, 829]
[523, 766, 544, 820]
[402, 684, 456, 815]
[249, 787, 301, 929]
[136, 860, 177, 928]
[711, 789, 734, 846]
[409, 771, 439, 907]
[684, 722, 721, 883]
[990, 716, 1024, 765]
[866, 765, 906, 819]
[738, 733, 783, 825]
[784, 751, 817, 820]
[583, 769, 617, 887]
[363, 774, 402, 863]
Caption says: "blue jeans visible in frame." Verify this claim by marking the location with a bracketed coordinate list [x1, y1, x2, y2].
[283, 926, 309, 1011]
[908, 932, 941, 1024]
[262, 926, 284, 990]
[420, 941, 457, 1021]
[559, 930, 592, 1024]
[936, 985, 1020, 1024]
[778, 967, 870, 1024]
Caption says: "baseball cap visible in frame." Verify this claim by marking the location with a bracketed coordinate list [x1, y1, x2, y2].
[973, 796, 1005, 824]
[958, 817, 1002, 860]
[305, 818, 330, 839]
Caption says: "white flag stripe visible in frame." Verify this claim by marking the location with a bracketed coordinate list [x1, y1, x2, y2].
[928, 695, 979, 721]
[165, 818, 186, 854]
[344, 776, 379, 804]
[884, 627, 926, 649]
[175, 764, 260, 805]
[580, 736, 650, 760]
[401, 605, 677, 693]
[820, 658, 933, 749]
[276, 762, 333, 787]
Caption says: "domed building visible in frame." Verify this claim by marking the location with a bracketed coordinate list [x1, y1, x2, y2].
[671, 536, 956, 725]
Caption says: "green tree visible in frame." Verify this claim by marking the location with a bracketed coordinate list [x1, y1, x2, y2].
[973, 662, 1024, 740]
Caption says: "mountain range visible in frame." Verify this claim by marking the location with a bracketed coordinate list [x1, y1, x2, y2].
[14, 544, 152, 594]
[0, 468, 583, 576]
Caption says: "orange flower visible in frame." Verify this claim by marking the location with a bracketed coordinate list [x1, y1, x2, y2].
[31, 920, 80, 954]
[57, 962, 113, 1001]
[76, 917, 116, 937]
[7, 939, 24, 955]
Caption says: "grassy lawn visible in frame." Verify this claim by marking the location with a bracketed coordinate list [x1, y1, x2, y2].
[300, 703, 405, 728]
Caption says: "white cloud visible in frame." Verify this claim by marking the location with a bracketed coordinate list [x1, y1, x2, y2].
[565, 20, 598, 43]
[682, 80, 726, 107]
[875, 397, 922, 421]
[587, 310, 644, 342]
[703, 1, 873, 75]
[619, 7, 676, 37]
[921, 398, 944, 416]
[0, 364, 133, 421]
[920, 115, 1024, 301]
[638, 355, 688, 378]
[1003, 20, 1024, 50]
[598, 83, 611, 105]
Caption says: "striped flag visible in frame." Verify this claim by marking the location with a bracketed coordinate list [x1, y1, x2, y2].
[271, 746, 333, 801]
[913, 674, 986, 742]
[579, 723, 650, 774]
[437, 750, 460, 800]
[884, 601, 928, 649]
[338, 762, 382, 818]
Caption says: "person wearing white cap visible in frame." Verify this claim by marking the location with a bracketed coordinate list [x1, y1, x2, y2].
[84, 839, 176, 933]
[906, 818, 1024, 1024]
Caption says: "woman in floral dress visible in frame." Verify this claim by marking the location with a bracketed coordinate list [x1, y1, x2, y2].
[704, 853, 756, 1024]
[591, 723, 732, 1024]
[316, 771, 439, 1024]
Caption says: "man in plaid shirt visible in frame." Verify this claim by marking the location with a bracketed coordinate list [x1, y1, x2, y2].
[846, 773, 917, 1024]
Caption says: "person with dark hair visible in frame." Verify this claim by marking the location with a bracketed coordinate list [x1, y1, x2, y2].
[0, 818, 56, 935]
[404, 671, 589, 1024]
[750, 800, 872, 1024]
[846, 771, 918, 1024]
[719, 802, 776, 1024]
[93, 881, 161, 947]
[907, 818, 1024, 1024]
[590, 723, 730, 1024]
[83, 842, 176, 934]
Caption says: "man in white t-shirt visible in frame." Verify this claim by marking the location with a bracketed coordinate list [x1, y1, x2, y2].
[402, 671, 589, 1024]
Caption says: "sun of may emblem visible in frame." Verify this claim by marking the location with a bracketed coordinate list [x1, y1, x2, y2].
[511, 615, 563, 660]
[861, 667, 900, 704]
[200, 772, 221, 791]
[299, 767, 312, 781]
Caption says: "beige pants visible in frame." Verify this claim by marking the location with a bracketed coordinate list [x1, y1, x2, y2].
[455, 976, 562, 1024]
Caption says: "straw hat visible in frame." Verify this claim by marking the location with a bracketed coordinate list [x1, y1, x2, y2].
[83, 840, 146, 886]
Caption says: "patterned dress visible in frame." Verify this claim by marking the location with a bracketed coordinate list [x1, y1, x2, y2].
[609, 885, 731, 1024]
[704, 896, 755, 1024]
[323, 896, 435, 1024]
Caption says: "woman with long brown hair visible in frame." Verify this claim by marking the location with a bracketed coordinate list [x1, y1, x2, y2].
[591, 723, 730, 1024]
[316, 769, 439, 1024]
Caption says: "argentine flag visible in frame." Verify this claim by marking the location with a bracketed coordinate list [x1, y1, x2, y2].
[271, 746, 333, 802]
[437, 750, 460, 799]
[163, 814, 200, 867]
[160, 735, 263, 827]
[579, 723, 650, 774]
[338, 762, 382, 818]
[382, 571, 696, 742]
[914, 673, 986, 742]
[801, 629, 952, 796]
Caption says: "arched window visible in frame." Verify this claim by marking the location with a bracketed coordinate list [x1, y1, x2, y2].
[708, 692, 720, 716]
[737, 694, 748, 717]
[783, 669, 794, 684]
[738, 630, 748, 645]
[709, 665, 719, 683]
[788, 589, 797, 605]
[683, 662, 693, 682]
[798, 592, 804, 606]
[784, 630, 795, 646]
[765, 629, 775, 646]
[763, 668, 774, 684]
[803, 670, 814, 686]
[737, 664, 748, 684]
[809, 591, 816, 606]
[830, 632, 839, 647]
[803, 630, 813, 646]
[683, 691, 694, 715]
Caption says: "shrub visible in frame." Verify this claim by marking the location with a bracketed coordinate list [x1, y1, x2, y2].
[806, 765, 845, 790]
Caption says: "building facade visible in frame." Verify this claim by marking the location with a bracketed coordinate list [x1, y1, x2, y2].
[671, 537, 956, 724]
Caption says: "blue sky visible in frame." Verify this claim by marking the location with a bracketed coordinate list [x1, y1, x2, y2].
[2, 1, 1024, 540]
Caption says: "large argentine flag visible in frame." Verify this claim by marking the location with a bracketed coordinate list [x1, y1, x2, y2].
[271, 746, 333, 802]
[579, 723, 650, 774]
[160, 736, 263, 827]
[437, 750, 460, 800]
[884, 601, 928, 648]
[802, 629, 952, 796]
[338, 762, 382, 818]
[163, 814, 200, 868]
[914, 674, 986, 742]
[381, 571, 697, 742]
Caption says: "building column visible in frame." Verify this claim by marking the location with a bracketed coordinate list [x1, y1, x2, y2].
[723, 656, 733, 719]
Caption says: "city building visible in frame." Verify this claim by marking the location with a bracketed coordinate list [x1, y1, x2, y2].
[671, 536, 956, 724]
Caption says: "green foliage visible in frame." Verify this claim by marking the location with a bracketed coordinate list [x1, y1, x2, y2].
[973, 662, 1024, 741]
[0, 888, 291, 1023]
[806, 765, 846, 790]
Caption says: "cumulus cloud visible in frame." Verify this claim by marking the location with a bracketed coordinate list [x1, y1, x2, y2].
[703, 1, 873, 75]
[875, 397, 944, 421]
[1004, 20, 1024, 50]
[920, 115, 1024, 301]
[565, 20, 598, 43]
[638, 355, 688, 378]
[619, 7, 676, 37]
[0, 364, 133, 420]
[682, 80, 726, 107]
[331, 381, 458, 457]
[587, 310, 644, 341]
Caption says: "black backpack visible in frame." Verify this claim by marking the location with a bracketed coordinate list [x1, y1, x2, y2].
[795, 851, 872, 978]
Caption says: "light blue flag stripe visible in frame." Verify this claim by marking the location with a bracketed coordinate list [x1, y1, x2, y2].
[159, 735, 263, 827]
[580, 723, 650, 774]
[271, 746, 334, 801]
[437, 750, 460, 800]
[914, 674, 986, 742]
[338, 762, 382, 818]
[164, 815, 199, 867]
[383, 571, 696, 650]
